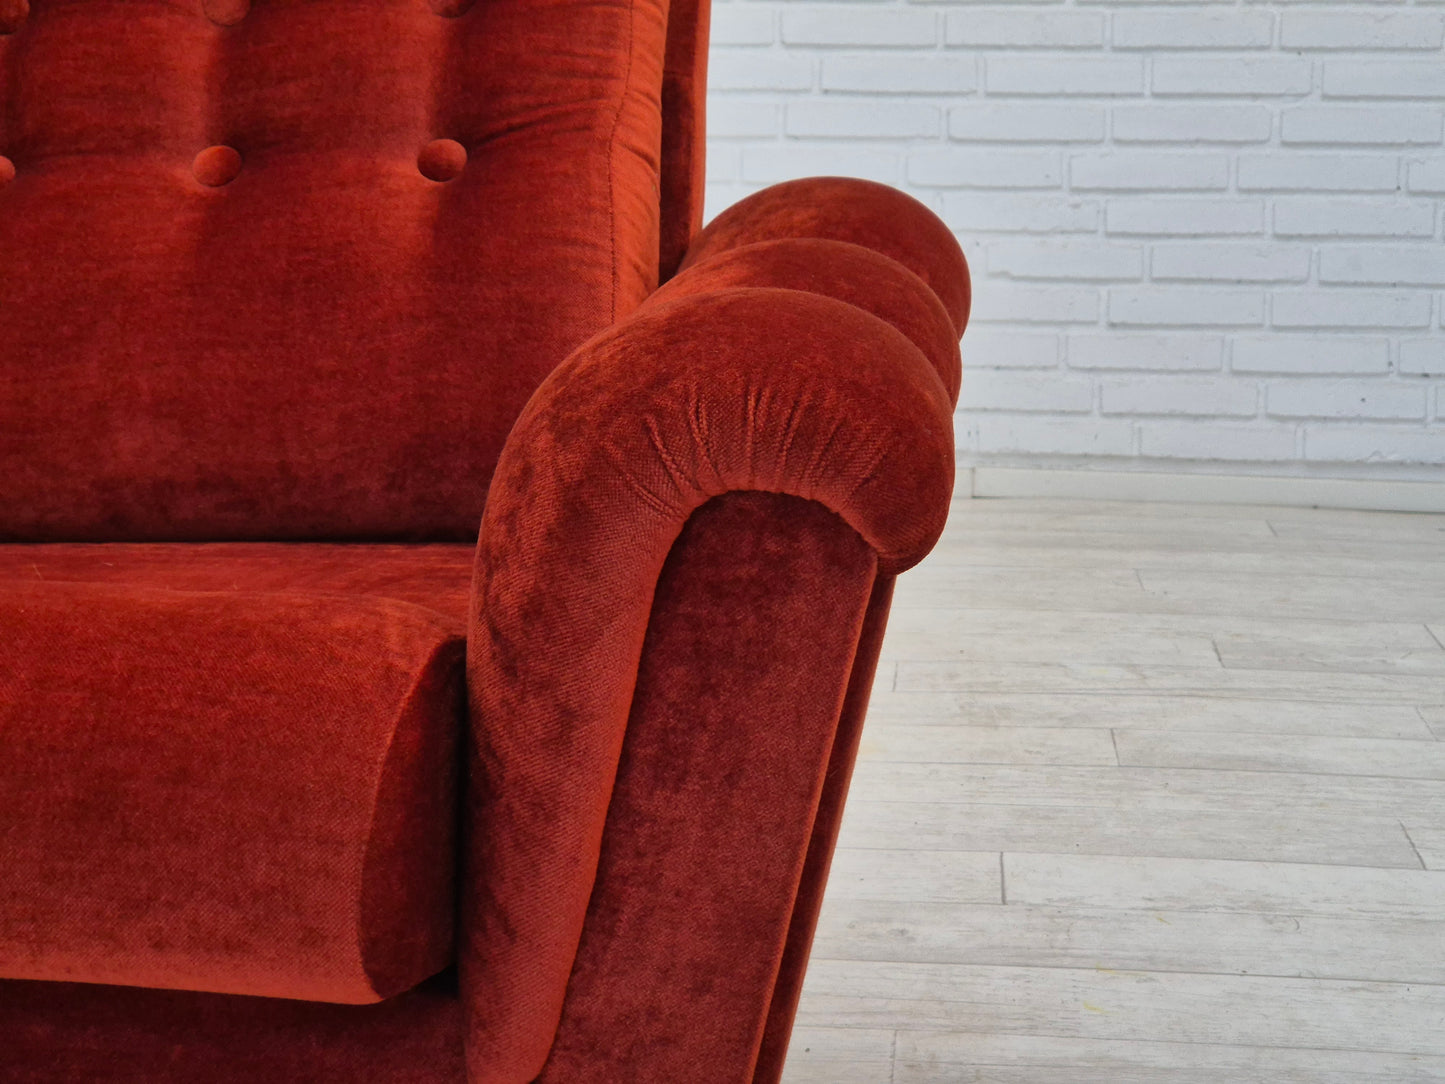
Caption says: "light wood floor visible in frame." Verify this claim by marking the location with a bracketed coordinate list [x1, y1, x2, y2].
[781, 497, 1445, 1084]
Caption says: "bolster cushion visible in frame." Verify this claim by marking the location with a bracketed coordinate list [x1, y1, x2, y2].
[0, 578, 463, 1004]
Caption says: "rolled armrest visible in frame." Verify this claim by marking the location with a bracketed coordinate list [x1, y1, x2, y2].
[463, 284, 953, 1081]
[677, 176, 971, 337]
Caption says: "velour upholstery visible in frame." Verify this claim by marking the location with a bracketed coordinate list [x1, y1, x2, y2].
[0, 544, 470, 1004]
[0, 0, 667, 542]
[0, 0, 972, 1078]
[680, 176, 973, 337]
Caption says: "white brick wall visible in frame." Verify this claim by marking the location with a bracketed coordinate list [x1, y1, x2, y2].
[705, 0, 1445, 477]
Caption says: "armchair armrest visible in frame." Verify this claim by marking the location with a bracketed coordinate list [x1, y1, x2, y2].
[463, 184, 963, 1083]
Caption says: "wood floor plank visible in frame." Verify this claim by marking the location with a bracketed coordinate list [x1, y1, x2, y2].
[1403, 823, 1445, 871]
[1213, 625, 1445, 676]
[893, 1033, 1445, 1084]
[794, 961, 1445, 1054]
[894, 661, 1445, 705]
[858, 725, 1118, 766]
[812, 899, 1445, 983]
[826, 848, 1002, 904]
[1422, 706, 1445, 739]
[863, 691, 1437, 740]
[1267, 516, 1445, 544]
[777, 1027, 895, 1084]
[877, 612, 1222, 668]
[1116, 730, 1445, 779]
[924, 543, 1445, 582]
[788, 497, 1444, 1077]
[835, 801, 1421, 868]
[847, 762, 1445, 820]
[1004, 853, 1445, 918]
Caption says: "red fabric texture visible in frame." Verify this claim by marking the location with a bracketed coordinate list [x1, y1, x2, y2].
[1, 0, 973, 1077]
[754, 575, 896, 1082]
[655, 236, 962, 404]
[536, 492, 876, 1081]
[464, 283, 954, 1081]
[658, 0, 709, 277]
[0, 0, 666, 542]
[680, 176, 972, 338]
[0, 974, 466, 1082]
[0, 544, 471, 1004]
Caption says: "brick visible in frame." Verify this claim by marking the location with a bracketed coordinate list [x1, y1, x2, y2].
[1281, 12, 1445, 50]
[1232, 337, 1392, 375]
[959, 370, 1095, 412]
[1140, 423, 1298, 461]
[971, 416, 1135, 457]
[908, 148, 1061, 189]
[1268, 380, 1427, 420]
[821, 54, 976, 95]
[1113, 105, 1273, 144]
[988, 239, 1144, 281]
[1070, 152, 1228, 191]
[960, 330, 1061, 370]
[1108, 287, 1266, 327]
[1320, 246, 1445, 287]
[1237, 154, 1399, 193]
[1407, 159, 1445, 194]
[708, 101, 779, 139]
[1400, 340, 1445, 377]
[970, 284, 1101, 324]
[741, 146, 900, 185]
[709, 51, 814, 92]
[1068, 334, 1225, 372]
[1323, 62, 1445, 100]
[1101, 376, 1259, 416]
[1113, 11, 1273, 49]
[986, 57, 1144, 97]
[1273, 200, 1436, 239]
[1272, 291, 1433, 329]
[1109, 289, 1260, 326]
[1281, 106, 1442, 146]
[781, 8, 938, 47]
[950, 104, 1107, 143]
[943, 193, 1100, 233]
[945, 10, 1105, 48]
[1305, 426, 1445, 465]
[709, 6, 774, 46]
[785, 100, 939, 139]
[1151, 243, 1311, 284]
[1153, 58, 1312, 98]
[706, 146, 740, 184]
[1106, 199, 1264, 237]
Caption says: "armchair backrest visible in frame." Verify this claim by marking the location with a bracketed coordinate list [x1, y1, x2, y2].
[0, 0, 708, 541]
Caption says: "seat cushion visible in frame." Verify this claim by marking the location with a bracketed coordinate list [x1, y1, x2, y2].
[0, 543, 474, 1004]
[0, 0, 668, 542]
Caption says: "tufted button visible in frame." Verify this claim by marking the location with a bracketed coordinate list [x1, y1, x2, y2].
[428, 0, 474, 17]
[193, 145, 242, 187]
[0, 0, 27, 35]
[202, 0, 249, 26]
[418, 139, 467, 182]
[0, 156, 14, 187]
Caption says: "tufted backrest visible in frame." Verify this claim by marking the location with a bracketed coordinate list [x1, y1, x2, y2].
[0, 0, 707, 541]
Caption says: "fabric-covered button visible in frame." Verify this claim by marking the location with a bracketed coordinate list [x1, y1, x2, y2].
[418, 139, 467, 182]
[429, 0, 474, 17]
[0, 156, 14, 187]
[193, 145, 242, 187]
[202, 0, 249, 26]
[0, 0, 27, 35]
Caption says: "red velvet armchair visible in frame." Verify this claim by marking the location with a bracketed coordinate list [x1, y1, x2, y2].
[0, 0, 969, 1078]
